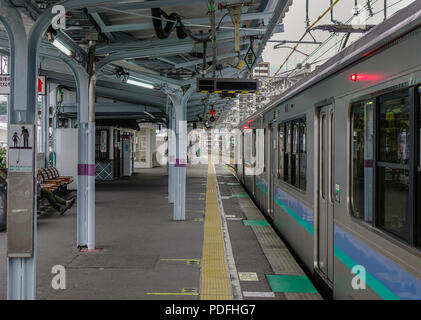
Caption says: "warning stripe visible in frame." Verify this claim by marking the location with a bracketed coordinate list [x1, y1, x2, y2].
[200, 162, 232, 300]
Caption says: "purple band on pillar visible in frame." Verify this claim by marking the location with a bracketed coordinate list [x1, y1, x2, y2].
[175, 159, 186, 167]
[364, 160, 373, 168]
[78, 164, 96, 176]
[169, 155, 176, 164]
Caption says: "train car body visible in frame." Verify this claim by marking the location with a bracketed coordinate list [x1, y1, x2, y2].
[231, 2, 421, 299]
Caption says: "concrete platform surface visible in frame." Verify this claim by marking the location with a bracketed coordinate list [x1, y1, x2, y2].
[0, 163, 317, 300]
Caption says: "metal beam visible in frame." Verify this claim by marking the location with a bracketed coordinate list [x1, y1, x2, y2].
[174, 49, 248, 69]
[97, 12, 274, 33]
[95, 26, 282, 55]
[243, 0, 292, 77]
[61, 103, 163, 114]
[88, 0, 207, 13]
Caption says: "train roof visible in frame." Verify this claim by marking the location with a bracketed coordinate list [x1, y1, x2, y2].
[241, 0, 421, 126]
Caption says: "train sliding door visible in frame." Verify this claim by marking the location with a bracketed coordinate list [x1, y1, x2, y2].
[317, 104, 334, 286]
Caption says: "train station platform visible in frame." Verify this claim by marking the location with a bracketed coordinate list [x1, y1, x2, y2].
[0, 163, 321, 300]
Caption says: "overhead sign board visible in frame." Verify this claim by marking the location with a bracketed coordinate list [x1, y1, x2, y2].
[197, 78, 259, 94]
[244, 46, 257, 71]
[0, 75, 10, 95]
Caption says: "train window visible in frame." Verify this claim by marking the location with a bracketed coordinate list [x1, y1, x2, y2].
[379, 95, 410, 164]
[279, 117, 306, 191]
[350, 101, 374, 223]
[378, 92, 410, 241]
[351, 90, 414, 244]
[279, 124, 284, 180]
[378, 167, 409, 241]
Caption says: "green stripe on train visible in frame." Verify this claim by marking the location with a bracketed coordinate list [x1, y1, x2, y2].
[333, 246, 399, 300]
[253, 178, 399, 300]
[273, 198, 314, 236]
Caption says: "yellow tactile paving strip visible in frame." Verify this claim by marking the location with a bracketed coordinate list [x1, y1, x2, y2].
[200, 162, 232, 300]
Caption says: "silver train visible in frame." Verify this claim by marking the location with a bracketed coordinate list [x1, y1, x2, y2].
[226, 2, 421, 299]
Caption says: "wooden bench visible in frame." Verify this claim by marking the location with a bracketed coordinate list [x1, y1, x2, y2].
[37, 167, 73, 215]
[38, 167, 73, 190]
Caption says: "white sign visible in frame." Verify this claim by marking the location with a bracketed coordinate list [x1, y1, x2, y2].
[0, 75, 10, 94]
[100, 130, 107, 153]
[0, 75, 46, 95]
[8, 124, 34, 173]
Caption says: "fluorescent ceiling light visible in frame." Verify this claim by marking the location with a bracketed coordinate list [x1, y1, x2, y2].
[52, 39, 72, 56]
[127, 78, 155, 90]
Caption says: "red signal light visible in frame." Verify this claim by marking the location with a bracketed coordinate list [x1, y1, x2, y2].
[243, 125, 250, 130]
[350, 74, 363, 82]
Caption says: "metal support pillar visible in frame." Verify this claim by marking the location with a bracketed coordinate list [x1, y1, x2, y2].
[1, 0, 35, 300]
[87, 41, 96, 250]
[41, 82, 49, 167]
[56, 54, 90, 247]
[168, 102, 176, 204]
[2, 0, 125, 301]
[168, 86, 194, 220]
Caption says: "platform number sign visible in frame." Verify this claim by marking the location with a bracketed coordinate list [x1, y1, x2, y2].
[37, 76, 46, 95]
[244, 46, 257, 71]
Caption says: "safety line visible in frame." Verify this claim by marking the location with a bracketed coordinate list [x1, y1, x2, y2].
[200, 161, 233, 300]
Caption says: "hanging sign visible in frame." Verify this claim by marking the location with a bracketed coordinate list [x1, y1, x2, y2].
[244, 46, 257, 71]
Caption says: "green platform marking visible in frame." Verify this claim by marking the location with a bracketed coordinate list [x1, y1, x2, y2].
[243, 220, 270, 227]
[266, 275, 318, 293]
[231, 193, 248, 197]
[227, 182, 240, 186]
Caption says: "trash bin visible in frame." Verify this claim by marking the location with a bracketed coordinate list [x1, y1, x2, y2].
[0, 169, 7, 232]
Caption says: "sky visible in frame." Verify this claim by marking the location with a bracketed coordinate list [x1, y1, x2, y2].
[262, 0, 416, 76]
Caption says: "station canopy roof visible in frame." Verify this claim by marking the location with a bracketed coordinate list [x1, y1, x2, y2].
[0, 0, 292, 127]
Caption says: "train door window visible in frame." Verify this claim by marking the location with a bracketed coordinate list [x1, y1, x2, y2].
[299, 119, 307, 191]
[279, 124, 284, 179]
[350, 100, 374, 223]
[418, 87, 421, 247]
[278, 117, 306, 191]
[263, 128, 266, 172]
[292, 120, 299, 188]
[321, 114, 326, 200]
[284, 122, 291, 183]
[378, 92, 410, 241]
[252, 129, 257, 168]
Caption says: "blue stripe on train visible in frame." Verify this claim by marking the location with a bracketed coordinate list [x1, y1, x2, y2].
[252, 177, 421, 300]
[335, 225, 421, 300]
